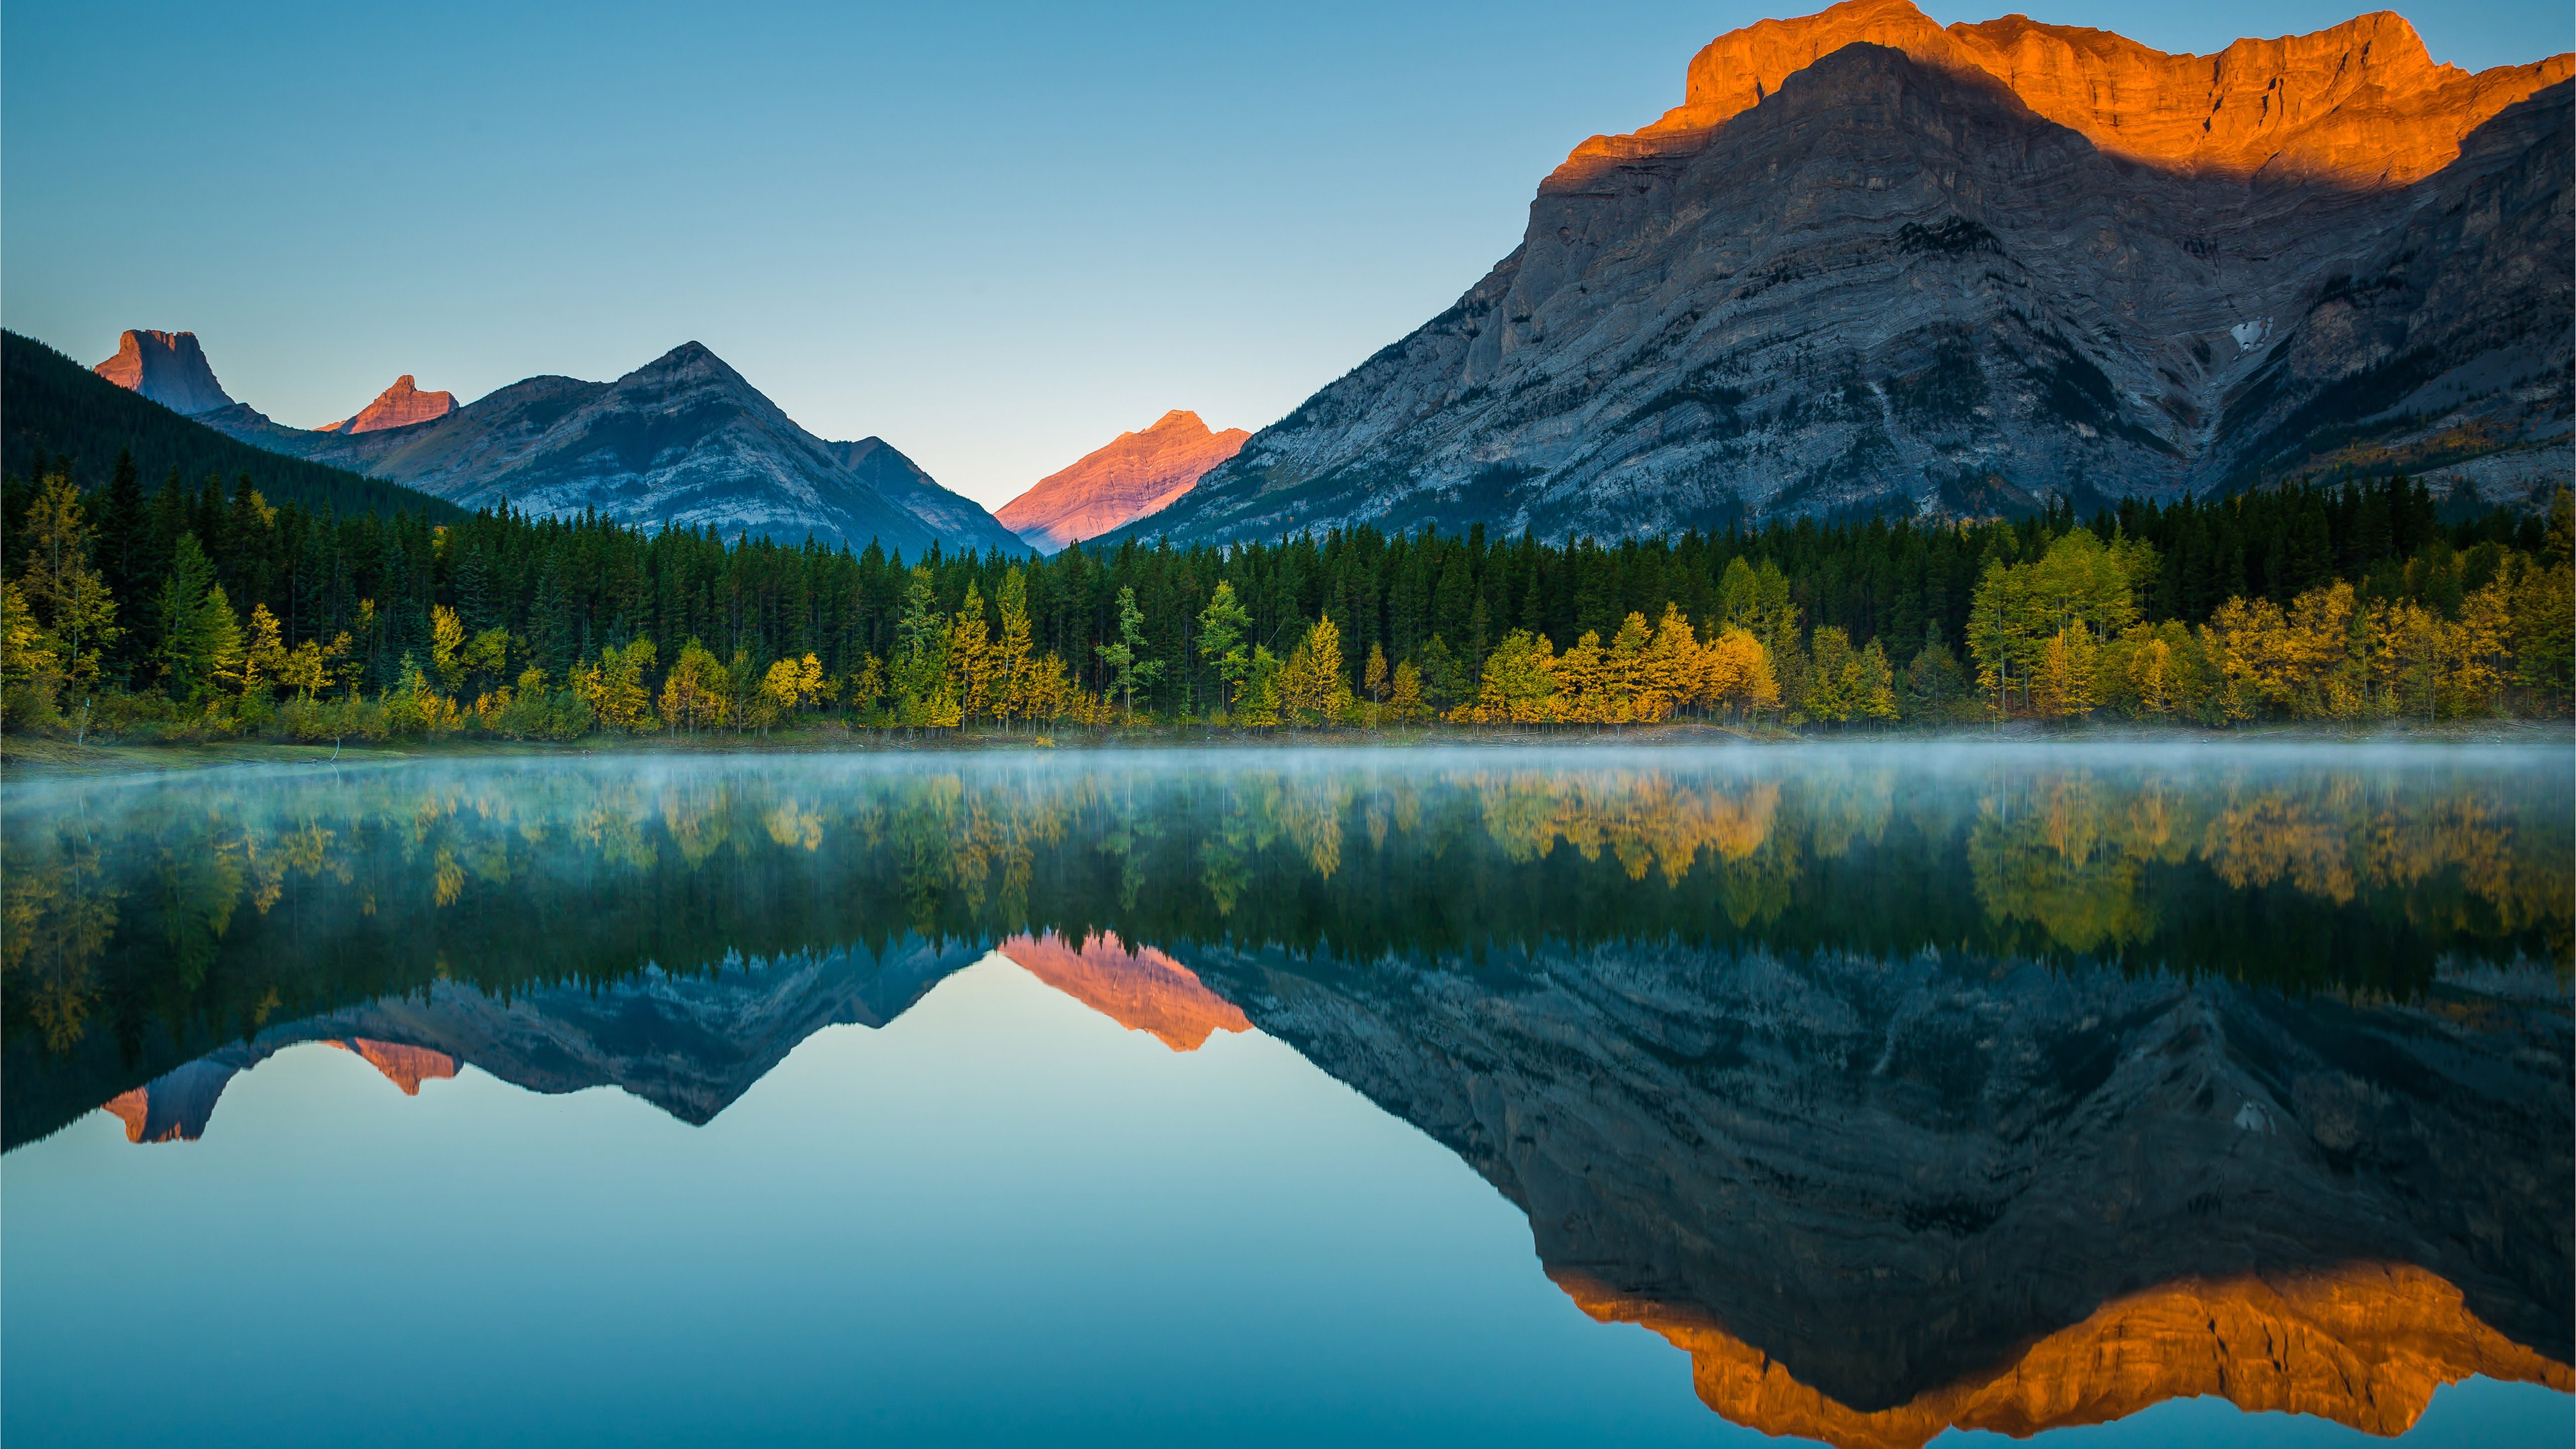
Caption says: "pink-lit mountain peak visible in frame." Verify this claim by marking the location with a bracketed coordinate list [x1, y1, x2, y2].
[995, 411, 1249, 553]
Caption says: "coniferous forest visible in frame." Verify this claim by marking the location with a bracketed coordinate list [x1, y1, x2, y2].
[4, 421, 2566, 745]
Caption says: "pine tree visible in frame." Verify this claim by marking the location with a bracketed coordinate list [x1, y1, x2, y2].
[152, 535, 244, 704]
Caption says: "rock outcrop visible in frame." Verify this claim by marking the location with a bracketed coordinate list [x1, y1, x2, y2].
[998, 411, 1249, 553]
[1000, 931, 1253, 1051]
[1129, 3, 2574, 543]
[90, 329, 234, 416]
[317, 375, 455, 434]
[201, 342, 1026, 557]
[1576, 0, 2569, 189]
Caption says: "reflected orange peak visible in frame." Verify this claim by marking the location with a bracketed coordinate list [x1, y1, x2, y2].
[102, 1089, 171, 1144]
[1555, 1262, 2573, 1448]
[1556, 0, 2574, 189]
[331, 1037, 462, 1095]
[1000, 931, 1252, 1051]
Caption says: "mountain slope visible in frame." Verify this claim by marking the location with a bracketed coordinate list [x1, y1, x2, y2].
[1127, 3, 2573, 543]
[199, 342, 1026, 557]
[997, 410, 1250, 553]
[1, 330, 465, 521]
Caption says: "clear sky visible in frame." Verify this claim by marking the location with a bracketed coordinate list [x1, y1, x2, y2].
[5, 0, 2567, 510]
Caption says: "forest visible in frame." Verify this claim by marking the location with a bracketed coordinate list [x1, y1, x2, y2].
[1, 440, 2568, 743]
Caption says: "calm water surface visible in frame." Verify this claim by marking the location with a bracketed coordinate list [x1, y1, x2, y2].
[4, 743, 2569, 1448]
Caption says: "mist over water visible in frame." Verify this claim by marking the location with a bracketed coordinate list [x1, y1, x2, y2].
[4, 743, 2569, 1446]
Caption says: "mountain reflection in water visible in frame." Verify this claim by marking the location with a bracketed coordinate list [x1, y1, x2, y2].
[4, 745, 2568, 1446]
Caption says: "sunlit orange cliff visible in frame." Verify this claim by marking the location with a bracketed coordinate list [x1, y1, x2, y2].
[996, 411, 1249, 553]
[1554, 0, 2573, 192]
[1558, 1263, 2574, 1448]
[999, 932, 1252, 1051]
[317, 374, 456, 433]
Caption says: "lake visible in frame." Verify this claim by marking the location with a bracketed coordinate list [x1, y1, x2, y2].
[3, 742, 2569, 1448]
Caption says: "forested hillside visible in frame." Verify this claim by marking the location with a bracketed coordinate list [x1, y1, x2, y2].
[2, 330, 464, 523]
[1, 429, 2567, 743]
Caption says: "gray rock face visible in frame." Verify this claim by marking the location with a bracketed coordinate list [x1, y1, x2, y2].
[1133, 43, 2572, 543]
[91, 329, 235, 416]
[1179, 939, 2573, 1408]
[820, 436, 1017, 557]
[201, 343, 1025, 558]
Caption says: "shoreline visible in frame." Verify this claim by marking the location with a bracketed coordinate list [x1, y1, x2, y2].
[3, 718, 2567, 779]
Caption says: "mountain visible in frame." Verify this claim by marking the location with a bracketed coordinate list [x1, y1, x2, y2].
[1124, 2, 2574, 544]
[818, 435, 1026, 556]
[317, 374, 455, 433]
[197, 341, 1027, 557]
[1, 330, 466, 521]
[997, 411, 1250, 553]
[91, 329, 233, 415]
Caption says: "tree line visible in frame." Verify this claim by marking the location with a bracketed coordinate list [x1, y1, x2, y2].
[1, 447, 2567, 742]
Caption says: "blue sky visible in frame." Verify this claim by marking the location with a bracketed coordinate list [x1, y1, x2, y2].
[5, 0, 2567, 508]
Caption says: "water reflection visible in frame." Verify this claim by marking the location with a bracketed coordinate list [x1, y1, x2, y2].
[4, 745, 2569, 1444]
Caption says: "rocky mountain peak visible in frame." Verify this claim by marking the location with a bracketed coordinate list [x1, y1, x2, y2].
[91, 329, 234, 415]
[317, 375, 456, 434]
[1561, 0, 2571, 189]
[996, 410, 1250, 553]
[1134, 5, 2571, 545]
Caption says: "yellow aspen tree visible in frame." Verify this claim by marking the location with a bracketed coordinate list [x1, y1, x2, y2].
[1637, 604, 1700, 722]
[1555, 630, 1611, 722]
[1605, 611, 1652, 723]
[14, 474, 117, 692]
[241, 604, 288, 704]
[1388, 660, 1426, 722]
[1458, 631, 1560, 724]
[429, 604, 468, 692]
[0, 580, 65, 724]
[1278, 616, 1351, 726]
[659, 639, 731, 734]
[1804, 626, 1856, 722]
[1854, 637, 1899, 722]
[991, 570, 1035, 724]
[2128, 627, 2176, 716]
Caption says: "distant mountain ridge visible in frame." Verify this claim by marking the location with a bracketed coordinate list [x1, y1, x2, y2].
[95, 333, 1021, 557]
[1125, 1, 2574, 545]
[997, 410, 1249, 553]
[3, 330, 464, 522]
